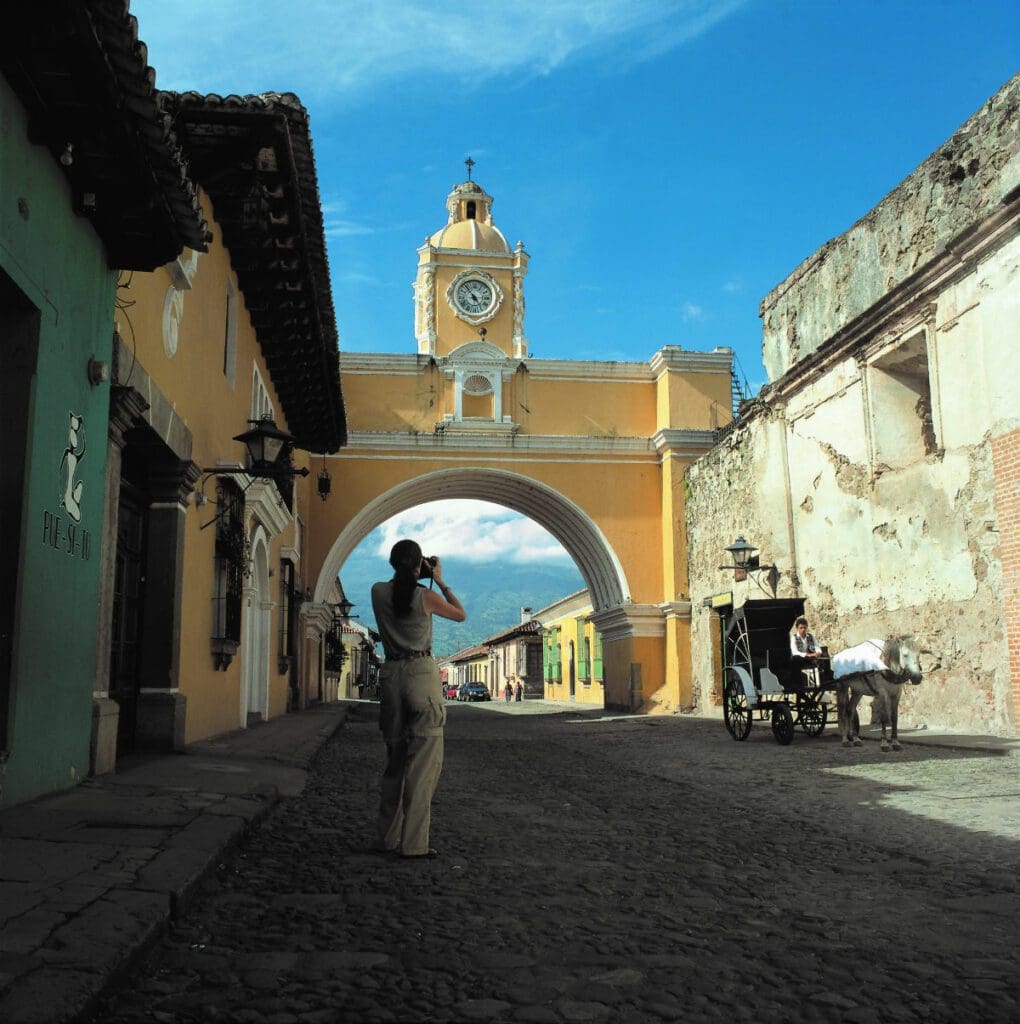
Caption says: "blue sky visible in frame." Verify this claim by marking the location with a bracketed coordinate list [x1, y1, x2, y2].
[132, 1, 1018, 573]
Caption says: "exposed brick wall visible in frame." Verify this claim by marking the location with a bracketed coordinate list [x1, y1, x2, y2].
[991, 428, 1020, 728]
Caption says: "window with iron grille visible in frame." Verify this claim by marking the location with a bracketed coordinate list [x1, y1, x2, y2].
[213, 479, 246, 645]
[593, 631, 604, 681]
[325, 620, 345, 674]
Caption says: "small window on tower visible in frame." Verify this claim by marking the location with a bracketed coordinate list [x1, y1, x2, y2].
[466, 201, 476, 219]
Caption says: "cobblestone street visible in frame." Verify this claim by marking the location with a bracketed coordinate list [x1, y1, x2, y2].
[92, 703, 1020, 1024]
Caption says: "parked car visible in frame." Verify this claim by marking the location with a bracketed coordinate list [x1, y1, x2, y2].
[444, 682, 459, 700]
[457, 682, 491, 702]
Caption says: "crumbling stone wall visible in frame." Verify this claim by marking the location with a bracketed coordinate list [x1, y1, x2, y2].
[685, 405, 1012, 735]
[687, 68, 1020, 735]
[760, 73, 1020, 381]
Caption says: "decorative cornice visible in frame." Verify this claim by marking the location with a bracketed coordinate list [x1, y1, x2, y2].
[245, 479, 292, 537]
[652, 429, 719, 457]
[532, 589, 592, 624]
[658, 600, 693, 619]
[591, 604, 666, 642]
[301, 601, 334, 638]
[343, 430, 658, 455]
[650, 347, 734, 377]
[524, 358, 653, 382]
[339, 352, 430, 375]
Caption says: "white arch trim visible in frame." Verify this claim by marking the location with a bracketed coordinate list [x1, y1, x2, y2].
[314, 468, 630, 612]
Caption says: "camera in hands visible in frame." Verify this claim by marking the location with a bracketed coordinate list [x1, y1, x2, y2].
[418, 555, 438, 580]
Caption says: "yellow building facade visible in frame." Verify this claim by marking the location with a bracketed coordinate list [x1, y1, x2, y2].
[93, 93, 346, 761]
[536, 591, 605, 706]
[314, 174, 731, 713]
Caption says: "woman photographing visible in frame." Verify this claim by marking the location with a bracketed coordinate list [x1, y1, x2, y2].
[371, 539, 466, 859]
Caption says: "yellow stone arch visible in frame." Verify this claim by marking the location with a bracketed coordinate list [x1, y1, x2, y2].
[314, 467, 629, 609]
[300, 174, 733, 713]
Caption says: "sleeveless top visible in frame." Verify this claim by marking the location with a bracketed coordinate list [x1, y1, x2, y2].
[371, 581, 433, 660]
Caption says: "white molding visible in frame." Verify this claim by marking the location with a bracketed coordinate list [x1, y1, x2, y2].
[524, 359, 654, 382]
[650, 346, 733, 377]
[445, 340, 509, 363]
[245, 479, 291, 537]
[340, 352, 431, 375]
[532, 589, 592, 624]
[652, 429, 719, 456]
[658, 600, 693, 619]
[301, 601, 333, 639]
[591, 604, 666, 642]
[281, 545, 300, 563]
[343, 429, 659, 454]
[422, 248, 513, 260]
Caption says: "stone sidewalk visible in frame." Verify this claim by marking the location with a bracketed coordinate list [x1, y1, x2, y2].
[1, 698, 1017, 1024]
[0, 703, 349, 1024]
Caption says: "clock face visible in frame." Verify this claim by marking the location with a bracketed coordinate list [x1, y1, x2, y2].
[454, 278, 494, 315]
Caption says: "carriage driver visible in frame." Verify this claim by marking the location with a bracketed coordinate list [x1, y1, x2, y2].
[790, 616, 822, 661]
[790, 616, 832, 684]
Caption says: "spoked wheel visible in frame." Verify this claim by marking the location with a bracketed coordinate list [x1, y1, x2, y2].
[771, 703, 795, 745]
[799, 698, 827, 737]
[723, 674, 752, 741]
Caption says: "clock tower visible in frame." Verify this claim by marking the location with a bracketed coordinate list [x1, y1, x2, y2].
[414, 169, 529, 361]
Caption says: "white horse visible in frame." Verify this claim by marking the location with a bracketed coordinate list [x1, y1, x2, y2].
[832, 637, 923, 751]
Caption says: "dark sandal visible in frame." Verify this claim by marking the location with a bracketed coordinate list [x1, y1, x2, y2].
[400, 848, 439, 859]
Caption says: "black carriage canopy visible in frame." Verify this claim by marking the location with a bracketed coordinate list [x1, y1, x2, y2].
[721, 598, 807, 685]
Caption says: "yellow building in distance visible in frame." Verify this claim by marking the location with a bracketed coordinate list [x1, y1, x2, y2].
[536, 590, 605, 706]
[321, 169, 733, 713]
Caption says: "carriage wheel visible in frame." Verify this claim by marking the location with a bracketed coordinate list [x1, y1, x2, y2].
[771, 703, 795, 745]
[799, 699, 827, 737]
[723, 675, 752, 741]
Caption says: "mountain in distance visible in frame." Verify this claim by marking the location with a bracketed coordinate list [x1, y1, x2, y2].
[338, 547, 584, 657]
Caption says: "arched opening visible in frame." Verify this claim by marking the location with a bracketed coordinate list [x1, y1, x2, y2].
[466, 200, 476, 219]
[315, 468, 628, 611]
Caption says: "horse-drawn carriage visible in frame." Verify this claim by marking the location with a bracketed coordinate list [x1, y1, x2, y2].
[718, 598, 835, 745]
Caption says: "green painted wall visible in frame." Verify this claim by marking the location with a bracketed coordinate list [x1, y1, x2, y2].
[1, 74, 117, 806]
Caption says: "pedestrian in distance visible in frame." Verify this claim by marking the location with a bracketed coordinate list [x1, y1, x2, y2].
[371, 540, 465, 859]
[504, 680, 513, 704]
[514, 680, 523, 702]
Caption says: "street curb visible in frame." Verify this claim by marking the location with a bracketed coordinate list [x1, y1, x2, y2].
[73, 788, 282, 1024]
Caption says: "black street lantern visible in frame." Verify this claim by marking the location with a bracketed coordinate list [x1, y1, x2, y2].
[335, 597, 355, 621]
[723, 536, 758, 569]
[233, 418, 298, 475]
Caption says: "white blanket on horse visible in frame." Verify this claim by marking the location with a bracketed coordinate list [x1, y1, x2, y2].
[832, 640, 887, 680]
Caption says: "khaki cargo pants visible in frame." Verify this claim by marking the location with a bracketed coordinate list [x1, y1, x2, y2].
[376, 656, 446, 856]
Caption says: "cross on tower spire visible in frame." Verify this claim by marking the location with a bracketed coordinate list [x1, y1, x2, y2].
[465, 156, 475, 181]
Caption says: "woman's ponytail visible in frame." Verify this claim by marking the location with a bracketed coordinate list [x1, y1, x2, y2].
[389, 539, 422, 618]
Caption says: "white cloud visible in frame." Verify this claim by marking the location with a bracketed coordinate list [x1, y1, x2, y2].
[132, 1, 746, 101]
[723, 278, 743, 293]
[682, 302, 704, 321]
[340, 271, 384, 285]
[374, 500, 574, 565]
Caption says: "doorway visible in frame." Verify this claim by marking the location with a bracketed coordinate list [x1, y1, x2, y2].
[109, 479, 147, 754]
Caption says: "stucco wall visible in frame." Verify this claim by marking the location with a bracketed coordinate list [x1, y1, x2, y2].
[760, 73, 1020, 381]
[1, 75, 117, 806]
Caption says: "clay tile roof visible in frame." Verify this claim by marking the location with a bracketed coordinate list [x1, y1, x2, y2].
[1, 1, 210, 269]
[159, 90, 347, 453]
[483, 619, 543, 646]
[450, 644, 489, 663]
